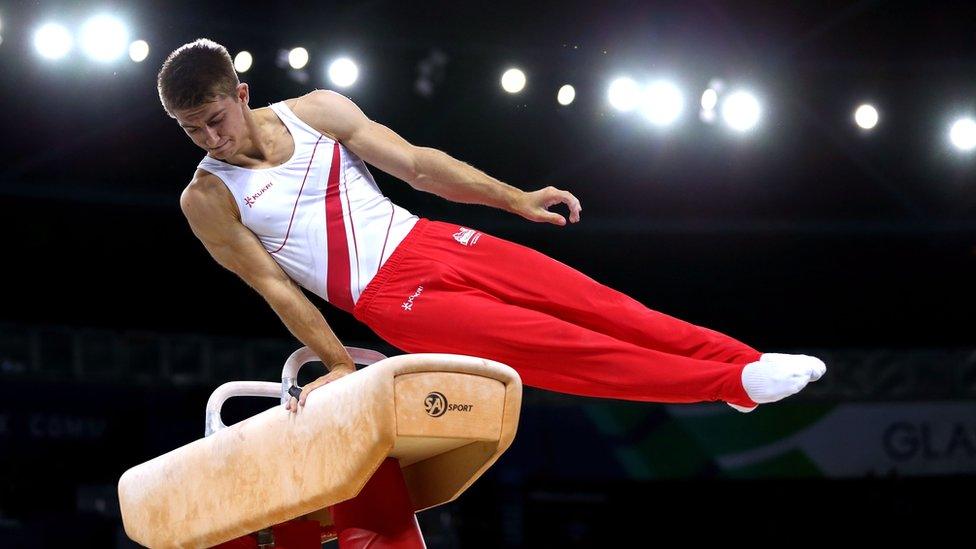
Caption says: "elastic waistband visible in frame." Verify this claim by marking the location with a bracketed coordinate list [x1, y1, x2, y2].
[353, 217, 430, 322]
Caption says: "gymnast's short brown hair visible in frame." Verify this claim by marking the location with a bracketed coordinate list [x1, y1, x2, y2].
[157, 38, 240, 118]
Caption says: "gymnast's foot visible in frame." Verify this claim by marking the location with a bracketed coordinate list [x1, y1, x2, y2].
[727, 353, 827, 413]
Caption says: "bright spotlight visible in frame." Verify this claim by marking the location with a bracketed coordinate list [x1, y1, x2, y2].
[854, 104, 879, 130]
[34, 22, 73, 60]
[557, 84, 575, 106]
[129, 40, 149, 62]
[80, 14, 129, 62]
[640, 80, 684, 127]
[721, 90, 762, 132]
[328, 58, 359, 88]
[233, 51, 252, 73]
[288, 47, 309, 70]
[950, 118, 976, 152]
[701, 88, 718, 111]
[608, 77, 641, 112]
[501, 68, 526, 93]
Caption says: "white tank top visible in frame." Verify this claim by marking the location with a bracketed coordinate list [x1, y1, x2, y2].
[197, 101, 419, 313]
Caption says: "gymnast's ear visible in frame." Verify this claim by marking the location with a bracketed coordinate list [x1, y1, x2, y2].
[235, 82, 249, 106]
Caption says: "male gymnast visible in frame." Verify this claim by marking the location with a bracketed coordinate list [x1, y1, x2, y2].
[159, 39, 825, 415]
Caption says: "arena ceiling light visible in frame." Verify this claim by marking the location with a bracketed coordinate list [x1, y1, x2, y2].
[701, 88, 718, 111]
[639, 80, 684, 127]
[328, 57, 359, 88]
[949, 117, 976, 152]
[33, 22, 73, 60]
[557, 84, 575, 106]
[501, 68, 526, 93]
[854, 104, 879, 130]
[128, 40, 149, 63]
[721, 90, 762, 132]
[699, 89, 719, 124]
[608, 77, 640, 112]
[233, 51, 252, 73]
[288, 47, 309, 70]
[79, 14, 129, 63]
[700, 78, 726, 124]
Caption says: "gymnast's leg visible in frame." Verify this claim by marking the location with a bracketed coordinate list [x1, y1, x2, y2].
[366, 284, 761, 407]
[437, 224, 762, 364]
[354, 220, 824, 409]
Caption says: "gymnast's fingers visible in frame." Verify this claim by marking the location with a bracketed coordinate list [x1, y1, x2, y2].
[564, 192, 582, 223]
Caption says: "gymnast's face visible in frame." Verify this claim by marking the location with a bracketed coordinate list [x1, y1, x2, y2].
[174, 83, 250, 160]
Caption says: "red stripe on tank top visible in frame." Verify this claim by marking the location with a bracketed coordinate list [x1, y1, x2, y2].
[339, 155, 361, 294]
[325, 142, 355, 312]
[269, 135, 323, 255]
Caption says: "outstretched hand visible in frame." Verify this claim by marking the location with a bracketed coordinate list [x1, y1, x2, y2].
[516, 186, 582, 226]
[285, 364, 357, 413]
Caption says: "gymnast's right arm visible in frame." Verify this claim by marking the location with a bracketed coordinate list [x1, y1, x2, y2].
[179, 173, 356, 406]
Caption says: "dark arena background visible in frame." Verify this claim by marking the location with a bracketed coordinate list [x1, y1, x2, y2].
[2, 1, 975, 547]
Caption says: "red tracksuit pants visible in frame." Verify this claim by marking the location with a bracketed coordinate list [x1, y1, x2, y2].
[352, 218, 760, 408]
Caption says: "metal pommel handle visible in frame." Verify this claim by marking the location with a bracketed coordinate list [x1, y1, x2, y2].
[204, 381, 280, 437]
[203, 346, 390, 437]
[280, 346, 388, 404]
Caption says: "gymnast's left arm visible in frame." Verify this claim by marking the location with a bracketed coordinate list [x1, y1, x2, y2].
[297, 89, 582, 226]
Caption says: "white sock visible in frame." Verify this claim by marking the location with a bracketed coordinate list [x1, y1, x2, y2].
[727, 353, 826, 413]
[759, 353, 827, 381]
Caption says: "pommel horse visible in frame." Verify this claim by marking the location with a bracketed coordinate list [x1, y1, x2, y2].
[118, 347, 523, 548]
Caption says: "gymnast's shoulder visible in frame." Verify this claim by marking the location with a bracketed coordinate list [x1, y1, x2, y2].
[180, 169, 240, 225]
[285, 89, 371, 143]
